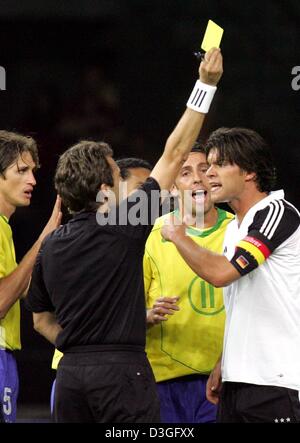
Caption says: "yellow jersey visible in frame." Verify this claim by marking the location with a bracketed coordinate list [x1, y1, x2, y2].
[52, 348, 63, 370]
[0, 215, 21, 350]
[144, 208, 234, 382]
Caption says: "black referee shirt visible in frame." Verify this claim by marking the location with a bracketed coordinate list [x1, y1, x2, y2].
[26, 177, 161, 351]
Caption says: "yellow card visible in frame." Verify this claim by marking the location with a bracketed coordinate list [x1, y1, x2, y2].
[201, 20, 224, 52]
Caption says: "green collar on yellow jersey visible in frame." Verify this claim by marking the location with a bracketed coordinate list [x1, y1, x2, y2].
[173, 207, 229, 238]
[0, 214, 9, 224]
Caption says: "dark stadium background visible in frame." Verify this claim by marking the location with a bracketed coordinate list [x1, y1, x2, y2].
[0, 0, 299, 418]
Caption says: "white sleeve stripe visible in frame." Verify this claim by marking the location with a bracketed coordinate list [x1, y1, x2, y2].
[259, 203, 275, 233]
[267, 200, 285, 239]
[263, 201, 281, 237]
[259, 200, 286, 239]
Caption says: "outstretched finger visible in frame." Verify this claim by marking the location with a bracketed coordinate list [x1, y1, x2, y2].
[154, 302, 180, 311]
[154, 306, 177, 316]
[153, 314, 168, 323]
[156, 296, 179, 303]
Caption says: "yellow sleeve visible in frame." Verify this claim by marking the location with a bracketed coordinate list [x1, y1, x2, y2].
[143, 217, 166, 309]
[0, 232, 5, 278]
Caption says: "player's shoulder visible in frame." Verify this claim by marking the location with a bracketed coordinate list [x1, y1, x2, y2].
[219, 208, 235, 223]
[225, 210, 235, 220]
[0, 215, 11, 234]
[253, 198, 299, 227]
[250, 198, 300, 246]
[41, 224, 69, 249]
[150, 211, 177, 233]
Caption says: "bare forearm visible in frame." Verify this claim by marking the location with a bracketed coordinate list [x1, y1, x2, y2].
[165, 109, 205, 161]
[150, 110, 206, 191]
[33, 312, 62, 345]
[150, 48, 222, 191]
[173, 234, 239, 287]
[165, 47, 222, 161]
[0, 196, 62, 318]
[38, 323, 62, 345]
[165, 49, 223, 163]
[0, 238, 43, 318]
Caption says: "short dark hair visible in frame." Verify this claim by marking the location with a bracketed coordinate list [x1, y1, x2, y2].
[0, 130, 39, 177]
[190, 141, 206, 155]
[205, 127, 277, 192]
[116, 157, 152, 180]
[55, 140, 113, 213]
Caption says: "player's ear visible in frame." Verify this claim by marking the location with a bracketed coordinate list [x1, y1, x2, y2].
[245, 171, 256, 183]
[97, 183, 111, 203]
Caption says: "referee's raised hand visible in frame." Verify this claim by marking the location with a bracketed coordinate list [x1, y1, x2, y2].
[199, 47, 223, 86]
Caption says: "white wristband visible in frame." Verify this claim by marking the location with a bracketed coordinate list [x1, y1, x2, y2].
[186, 80, 217, 114]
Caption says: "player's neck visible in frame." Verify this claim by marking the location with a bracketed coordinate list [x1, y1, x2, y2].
[179, 205, 218, 229]
[230, 189, 268, 225]
[0, 199, 15, 220]
[201, 206, 218, 229]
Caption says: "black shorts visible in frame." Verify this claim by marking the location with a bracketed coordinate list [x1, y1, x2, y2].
[217, 381, 300, 423]
[54, 346, 160, 423]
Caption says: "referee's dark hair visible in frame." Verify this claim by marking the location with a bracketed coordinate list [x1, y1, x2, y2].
[55, 140, 113, 213]
[204, 127, 277, 193]
[116, 157, 152, 180]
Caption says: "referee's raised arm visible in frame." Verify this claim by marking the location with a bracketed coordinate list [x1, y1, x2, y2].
[150, 47, 223, 192]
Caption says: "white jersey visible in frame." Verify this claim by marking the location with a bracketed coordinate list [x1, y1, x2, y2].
[222, 190, 300, 390]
